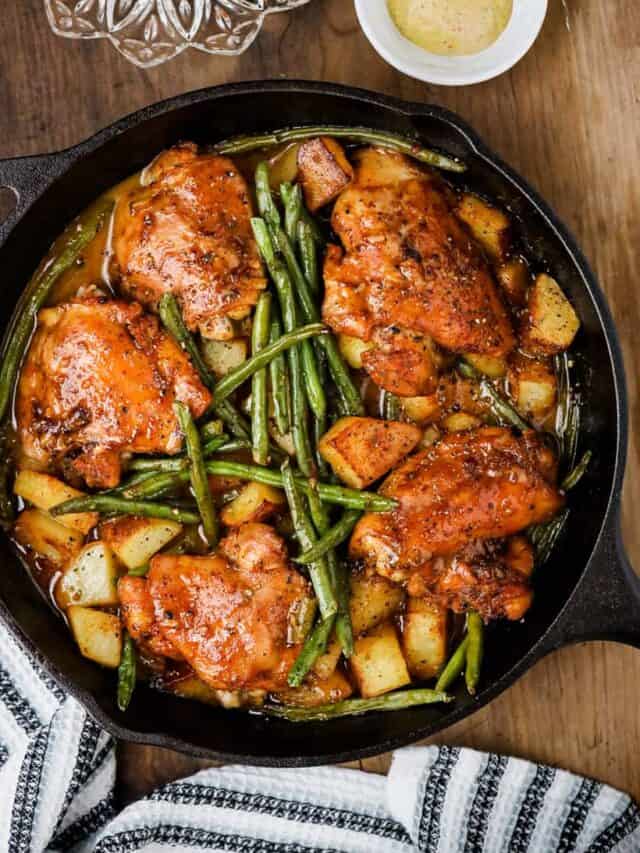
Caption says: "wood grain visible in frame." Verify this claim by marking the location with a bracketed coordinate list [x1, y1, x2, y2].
[1, 0, 639, 805]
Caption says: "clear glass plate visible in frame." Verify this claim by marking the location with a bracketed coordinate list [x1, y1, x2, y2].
[45, 0, 311, 68]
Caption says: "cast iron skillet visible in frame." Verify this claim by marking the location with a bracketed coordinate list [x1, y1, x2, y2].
[0, 81, 638, 766]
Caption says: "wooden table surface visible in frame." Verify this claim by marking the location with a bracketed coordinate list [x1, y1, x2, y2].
[1, 0, 639, 807]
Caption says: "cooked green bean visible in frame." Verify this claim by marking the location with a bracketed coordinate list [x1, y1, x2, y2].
[213, 322, 327, 403]
[252, 217, 315, 475]
[0, 196, 114, 422]
[533, 508, 570, 566]
[281, 181, 303, 244]
[272, 219, 363, 416]
[128, 563, 150, 578]
[127, 435, 229, 474]
[297, 220, 320, 295]
[435, 635, 469, 693]
[214, 400, 251, 440]
[561, 449, 592, 491]
[313, 413, 330, 478]
[121, 470, 184, 500]
[288, 596, 317, 646]
[117, 632, 137, 712]
[269, 314, 291, 435]
[383, 391, 403, 421]
[281, 463, 336, 620]
[251, 293, 271, 465]
[458, 359, 530, 431]
[263, 688, 453, 722]
[287, 615, 336, 688]
[214, 125, 465, 173]
[158, 293, 213, 390]
[175, 401, 218, 547]
[295, 509, 361, 565]
[200, 419, 224, 441]
[0, 426, 15, 523]
[255, 161, 281, 229]
[205, 461, 396, 511]
[465, 612, 484, 696]
[51, 494, 200, 524]
[300, 207, 325, 246]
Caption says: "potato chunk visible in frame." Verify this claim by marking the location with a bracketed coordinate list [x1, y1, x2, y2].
[351, 622, 410, 698]
[400, 395, 441, 424]
[507, 354, 557, 423]
[521, 274, 580, 355]
[456, 193, 511, 262]
[100, 517, 182, 570]
[67, 606, 122, 668]
[338, 334, 374, 369]
[297, 137, 354, 212]
[220, 482, 285, 527]
[57, 541, 120, 608]
[402, 598, 448, 680]
[349, 573, 405, 637]
[463, 354, 507, 378]
[442, 412, 483, 432]
[201, 338, 248, 376]
[13, 470, 98, 534]
[13, 509, 84, 569]
[319, 416, 421, 488]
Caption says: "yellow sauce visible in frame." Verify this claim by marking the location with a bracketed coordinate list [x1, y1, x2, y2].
[388, 0, 513, 56]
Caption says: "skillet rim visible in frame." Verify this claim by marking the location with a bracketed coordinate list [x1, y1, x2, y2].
[0, 79, 628, 765]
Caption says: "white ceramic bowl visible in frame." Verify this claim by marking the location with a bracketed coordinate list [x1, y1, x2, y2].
[355, 0, 548, 86]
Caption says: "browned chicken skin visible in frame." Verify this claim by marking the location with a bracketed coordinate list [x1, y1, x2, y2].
[323, 148, 515, 395]
[124, 524, 312, 691]
[16, 295, 211, 488]
[350, 427, 563, 619]
[113, 143, 266, 339]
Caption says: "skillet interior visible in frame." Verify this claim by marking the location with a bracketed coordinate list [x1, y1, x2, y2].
[0, 83, 621, 763]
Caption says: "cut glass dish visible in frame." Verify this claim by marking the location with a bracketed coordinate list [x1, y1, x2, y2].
[45, 0, 311, 68]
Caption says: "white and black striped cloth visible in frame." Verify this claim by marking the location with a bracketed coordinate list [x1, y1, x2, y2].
[1, 626, 639, 853]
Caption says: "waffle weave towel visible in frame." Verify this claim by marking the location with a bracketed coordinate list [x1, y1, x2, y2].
[1, 626, 638, 852]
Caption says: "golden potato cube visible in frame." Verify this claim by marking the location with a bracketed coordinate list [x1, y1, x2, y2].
[221, 482, 286, 527]
[13, 470, 98, 534]
[463, 354, 507, 378]
[268, 142, 300, 188]
[402, 598, 448, 680]
[401, 395, 441, 424]
[13, 509, 84, 569]
[521, 274, 580, 355]
[274, 671, 353, 707]
[496, 257, 530, 306]
[57, 541, 120, 609]
[100, 517, 182, 570]
[507, 354, 557, 422]
[319, 416, 421, 488]
[67, 606, 122, 668]
[297, 137, 354, 212]
[419, 425, 441, 448]
[456, 193, 511, 261]
[201, 338, 248, 377]
[350, 573, 405, 637]
[351, 622, 410, 698]
[338, 334, 374, 369]
[442, 412, 482, 432]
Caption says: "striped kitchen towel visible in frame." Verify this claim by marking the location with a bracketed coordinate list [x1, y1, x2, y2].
[1, 626, 639, 852]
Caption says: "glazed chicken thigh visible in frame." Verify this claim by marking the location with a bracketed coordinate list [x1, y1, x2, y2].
[350, 427, 563, 619]
[16, 295, 211, 488]
[323, 148, 515, 395]
[113, 143, 266, 339]
[119, 524, 312, 691]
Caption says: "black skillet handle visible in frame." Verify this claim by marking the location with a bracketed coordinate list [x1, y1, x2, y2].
[541, 513, 640, 652]
[0, 153, 67, 246]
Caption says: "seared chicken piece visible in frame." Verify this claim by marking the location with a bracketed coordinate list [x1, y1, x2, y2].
[113, 143, 266, 339]
[16, 296, 211, 488]
[350, 426, 563, 585]
[140, 524, 312, 691]
[118, 575, 184, 662]
[323, 148, 515, 395]
[410, 536, 535, 621]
